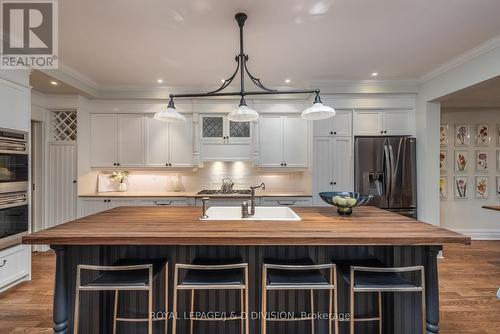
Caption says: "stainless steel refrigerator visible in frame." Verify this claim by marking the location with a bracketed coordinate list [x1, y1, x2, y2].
[354, 136, 417, 218]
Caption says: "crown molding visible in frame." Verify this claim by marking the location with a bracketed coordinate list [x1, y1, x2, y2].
[420, 34, 500, 83]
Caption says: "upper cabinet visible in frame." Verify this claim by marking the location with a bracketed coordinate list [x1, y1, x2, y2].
[260, 114, 308, 168]
[199, 114, 253, 161]
[0, 77, 30, 132]
[145, 115, 194, 167]
[313, 109, 352, 137]
[91, 113, 193, 168]
[353, 110, 412, 136]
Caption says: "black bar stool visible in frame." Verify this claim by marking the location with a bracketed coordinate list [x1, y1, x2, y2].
[337, 259, 425, 334]
[261, 258, 338, 334]
[172, 258, 249, 334]
[73, 259, 168, 334]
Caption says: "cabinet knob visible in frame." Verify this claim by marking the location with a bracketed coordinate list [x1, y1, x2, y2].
[334, 182, 337, 185]
[330, 131, 333, 135]
[334, 131, 337, 135]
[284, 163, 287, 166]
[330, 181, 333, 185]
[380, 131, 383, 134]
[384, 130, 387, 134]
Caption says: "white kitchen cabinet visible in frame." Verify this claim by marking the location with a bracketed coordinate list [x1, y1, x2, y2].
[353, 110, 412, 136]
[90, 114, 118, 167]
[259, 115, 308, 168]
[260, 197, 313, 207]
[78, 197, 190, 218]
[383, 110, 411, 135]
[353, 111, 384, 135]
[0, 244, 31, 292]
[0, 78, 30, 132]
[91, 114, 144, 167]
[313, 136, 353, 206]
[118, 114, 145, 167]
[145, 115, 193, 167]
[314, 109, 352, 137]
[199, 114, 253, 161]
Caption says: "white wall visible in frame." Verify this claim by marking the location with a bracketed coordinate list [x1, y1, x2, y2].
[416, 39, 500, 226]
[440, 109, 500, 239]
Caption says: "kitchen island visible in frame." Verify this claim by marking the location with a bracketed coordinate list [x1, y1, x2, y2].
[23, 206, 470, 334]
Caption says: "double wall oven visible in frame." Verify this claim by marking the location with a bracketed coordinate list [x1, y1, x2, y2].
[0, 129, 29, 250]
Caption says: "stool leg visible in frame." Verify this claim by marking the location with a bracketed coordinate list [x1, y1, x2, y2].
[261, 266, 267, 334]
[245, 266, 249, 334]
[113, 290, 119, 334]
[310, 289, 315, 334]
[172, 266, 178, 334]
[165, 263, 169, 334]
[73, 266, 81, 334]
[190, 290, 195, 334]
[421, 268, 426, 334]
[349, 269, 355, 334]
[333, 266, 339, 334]
[240, 289, 244, 334]
[148, 268, 153, 334]
[378, 292, 382, 334]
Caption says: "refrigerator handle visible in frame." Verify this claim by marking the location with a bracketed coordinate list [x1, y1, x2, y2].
[383, 143, 392, 201]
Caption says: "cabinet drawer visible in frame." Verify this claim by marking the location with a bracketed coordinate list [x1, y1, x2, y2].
[0, 245, 30, 289]
[260, 197, 313, 207]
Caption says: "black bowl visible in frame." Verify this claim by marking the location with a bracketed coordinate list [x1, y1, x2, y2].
[319, 192, 373, 216]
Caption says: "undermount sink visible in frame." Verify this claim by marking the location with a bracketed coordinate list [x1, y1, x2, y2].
[202, 206, 301, 221]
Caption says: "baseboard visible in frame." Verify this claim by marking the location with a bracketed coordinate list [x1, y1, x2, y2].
[454, 229, 500, 240]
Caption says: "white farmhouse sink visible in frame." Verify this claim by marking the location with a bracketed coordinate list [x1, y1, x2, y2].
[202, 206, 301, 221]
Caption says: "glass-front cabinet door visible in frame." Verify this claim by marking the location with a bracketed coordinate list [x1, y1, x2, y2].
[200, 114, 251, 143]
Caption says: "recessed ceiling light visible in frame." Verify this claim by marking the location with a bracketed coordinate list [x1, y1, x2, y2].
[157, 79, 163, 83]
[371, 72, 379, 77]
[50, 81, 58, 85]
[285, 79, 291, 83]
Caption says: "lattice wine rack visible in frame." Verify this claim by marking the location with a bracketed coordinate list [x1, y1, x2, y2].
[51, 110, 77, 142]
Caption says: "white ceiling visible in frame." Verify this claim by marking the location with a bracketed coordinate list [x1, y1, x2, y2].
[56, 0, 500, 89]
[440, 75, 500, 108]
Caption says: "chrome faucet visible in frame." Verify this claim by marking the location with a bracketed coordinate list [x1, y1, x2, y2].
[241, 201, 249, 218]
[249, 182, 265, 216]
[200, 197, 209, 220]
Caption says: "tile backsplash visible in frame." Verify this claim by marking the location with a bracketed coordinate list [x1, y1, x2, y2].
[79, 161, 311, 194]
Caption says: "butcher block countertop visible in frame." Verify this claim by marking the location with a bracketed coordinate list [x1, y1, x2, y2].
[23, 206, 470, 246]
[78, 191, 312, 198]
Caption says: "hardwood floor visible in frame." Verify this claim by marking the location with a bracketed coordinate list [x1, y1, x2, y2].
[0, 241, 498, 333]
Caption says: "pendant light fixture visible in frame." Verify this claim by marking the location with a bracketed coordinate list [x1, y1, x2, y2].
[153, 97, 186, 122]
[165, 13, 335, 122]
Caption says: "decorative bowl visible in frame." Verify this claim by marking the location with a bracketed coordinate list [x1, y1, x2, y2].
[319, 192, 373, 216]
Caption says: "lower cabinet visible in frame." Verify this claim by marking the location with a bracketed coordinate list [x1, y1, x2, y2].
[0, 244, 31, 292]
[260, 197, 313, 207]
[78, 197, 191, 218]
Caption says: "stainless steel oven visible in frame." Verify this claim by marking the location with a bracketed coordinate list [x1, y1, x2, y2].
[0, 191, 28, 250]
[0, 129, 29, 193]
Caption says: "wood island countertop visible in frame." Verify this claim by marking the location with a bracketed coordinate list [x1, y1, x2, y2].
[482, 205, 500, 212]
[23, 206, 470, 246]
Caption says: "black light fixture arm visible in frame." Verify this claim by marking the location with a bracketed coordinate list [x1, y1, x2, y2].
[168, 13, 321, 102]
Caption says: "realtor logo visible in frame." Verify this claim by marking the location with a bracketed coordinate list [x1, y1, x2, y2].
[1, 0, 58, 68]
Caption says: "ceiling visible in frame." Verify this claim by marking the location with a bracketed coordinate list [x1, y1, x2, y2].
[50, 0, 500, 89]
[30, 71, 92, 97]
[439, 75, 500, 108]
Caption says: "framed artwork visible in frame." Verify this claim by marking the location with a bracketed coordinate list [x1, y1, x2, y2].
[475, 124, 490, 146]
[454, 150, 468, 172]
[475, 151, 488, 172]
[455, 124, 469, 146]
[475, 176, 488, 199]
[439, 177, 447, 200]
[497, 177, 500, 198]
[440, 151, 447, 172]
[454, 176, 468, 199]
[440, 124, 448, 146]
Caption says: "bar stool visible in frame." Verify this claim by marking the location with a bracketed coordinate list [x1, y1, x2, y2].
[338, 259, 425, 334]
[261, 258, 338, 334]
[73, 259, 168, 334]
[172, 258, 249, 334]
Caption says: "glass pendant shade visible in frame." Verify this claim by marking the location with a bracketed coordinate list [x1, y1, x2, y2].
[154, 100, 186, 122]
[227, 104, 259, 122]
[301, 102, 336, 120]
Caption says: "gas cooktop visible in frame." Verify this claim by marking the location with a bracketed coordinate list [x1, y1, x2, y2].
[197, 189, 251, 195]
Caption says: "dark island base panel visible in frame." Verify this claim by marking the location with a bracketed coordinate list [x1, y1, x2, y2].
[53, 245, 441, 334]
